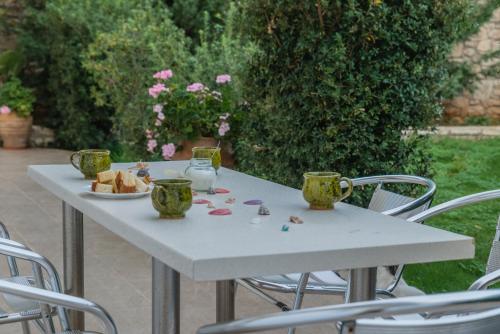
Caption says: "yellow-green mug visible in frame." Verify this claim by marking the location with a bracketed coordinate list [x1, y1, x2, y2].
[302, 172, 353, 210]
[151, 179, 193, 219]
[70, 149, 111, 179]
[192, 146, 221, 171]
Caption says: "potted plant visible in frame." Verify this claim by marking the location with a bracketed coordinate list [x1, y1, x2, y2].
[144, 69, 241, 165]
[0, 77, 35, 149]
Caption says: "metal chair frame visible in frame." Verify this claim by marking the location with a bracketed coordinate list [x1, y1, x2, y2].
[238, 175, 437, 316]
[0, 225, 71, 333]
[198, 288, 500, 334]
[0, 278, 117, 334]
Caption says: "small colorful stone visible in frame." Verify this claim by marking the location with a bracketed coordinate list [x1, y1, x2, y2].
[250, 217, 262, 225]
[209, 208, 232, 216]
[193, 199, 211, 204]
[289, 216, 304, 224]
[137, 168, 150, 177]
[208, 187, 216, 195]
[225, 198, 236, 204]
[207, 202, 216, 209]
[281, 225, 289, 232]
[192, 191, 199, 196]
[244, 199, 263, 205]
[258, 205, 270, 215]
[215, 188, 231, 194]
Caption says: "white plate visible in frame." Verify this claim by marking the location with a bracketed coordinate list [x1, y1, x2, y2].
[83, 185, 152, 199]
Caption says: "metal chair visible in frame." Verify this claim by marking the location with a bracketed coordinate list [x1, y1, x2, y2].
[0, 278, 117, 334]
[198, 287, 500, 334]
[237, 175, 437, 317]
[0, 221, 71, 333]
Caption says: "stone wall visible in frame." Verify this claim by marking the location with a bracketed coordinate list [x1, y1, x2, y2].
[444, 8, 500, 123]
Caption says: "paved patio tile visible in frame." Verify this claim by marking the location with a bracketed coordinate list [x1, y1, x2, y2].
[0, 148, 341, 333]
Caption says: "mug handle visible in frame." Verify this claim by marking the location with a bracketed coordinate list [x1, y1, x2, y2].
[339, 177, 353, 202]
[153, 185, 170, 211]
[70, 152, 81, 171]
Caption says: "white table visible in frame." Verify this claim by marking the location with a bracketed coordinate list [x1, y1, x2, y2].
[28, 161, 474, 334]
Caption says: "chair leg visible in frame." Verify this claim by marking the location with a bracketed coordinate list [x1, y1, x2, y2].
[236, 279, 291, 311]
[288, 273, 310, 334]
[21, 321, 31, 334]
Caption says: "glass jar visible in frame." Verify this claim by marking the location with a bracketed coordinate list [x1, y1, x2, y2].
[192, 146, 221, 171]
[184, 158, 217, 191]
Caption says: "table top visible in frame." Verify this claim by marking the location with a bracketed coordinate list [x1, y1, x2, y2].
[28, 162, 474, 281]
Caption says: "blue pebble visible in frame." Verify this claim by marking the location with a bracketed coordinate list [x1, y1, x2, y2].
[281, 225, 289, 232]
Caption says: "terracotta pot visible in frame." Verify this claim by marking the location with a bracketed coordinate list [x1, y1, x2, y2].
[173, 137, 235, 168]
[0, 113, 33, 149]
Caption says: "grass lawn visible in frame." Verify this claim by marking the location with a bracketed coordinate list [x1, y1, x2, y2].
[405, 137, 500, 293]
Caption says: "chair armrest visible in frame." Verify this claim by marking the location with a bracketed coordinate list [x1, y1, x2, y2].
[469, 269, 500, 291]
[0, 242, 63, 293]
[408, 189, 500, 224]
[197, 290, 500, 334]
[0, 279, 117, 334]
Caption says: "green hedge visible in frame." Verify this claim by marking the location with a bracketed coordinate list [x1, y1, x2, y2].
[236, 0, 475, 188]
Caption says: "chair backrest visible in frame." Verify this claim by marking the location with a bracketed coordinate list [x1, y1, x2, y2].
[197, 289, 500, 334]
[355, 309, 500, 334]
[486, 216, 500, 274]
[349, 175, 436, 218]
[368, 186, 431, 219]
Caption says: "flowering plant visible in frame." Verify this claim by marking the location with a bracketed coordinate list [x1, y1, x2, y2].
[0, 78, 35, 118]
[145, 69, 240, 160]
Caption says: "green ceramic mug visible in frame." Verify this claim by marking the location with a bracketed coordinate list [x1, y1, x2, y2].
[192, 146, 222, 171]
[151, 179, 193, 219]
[302, 172, 353, 210]
[70, 149, 111, 179]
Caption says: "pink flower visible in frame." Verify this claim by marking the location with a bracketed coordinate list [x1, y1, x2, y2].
[216, 74, 231, 84]
[186, 83, 205, 92]
[148, 83, 167, 98]
[155, 119, 162, 127]
[157, 112, 165, 121]
[153, 104, 163, 113]
[218, 121, 230, 136]
[161, 143, 176, 160]
[147, 139, 157, 153]
[0, 105, 11, 115]
[219, 113, 230, 120]
[153, 69, 173, 80]
[145, 129, 153, 139]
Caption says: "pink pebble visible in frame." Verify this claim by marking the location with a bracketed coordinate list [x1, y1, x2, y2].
[209, 209, 232, 216]
[193, 199, 211, 204]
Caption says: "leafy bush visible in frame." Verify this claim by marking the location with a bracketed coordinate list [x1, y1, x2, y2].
[165, 0, 228, 43]
[0, 77, 35, 117]
[83, 4, 191, 158]
[191, 2, 259, 101]
[18, 0, 144, 149]
[237, 0, 475, 189]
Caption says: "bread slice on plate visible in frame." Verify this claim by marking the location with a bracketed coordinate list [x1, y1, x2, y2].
[97, 170, 115, 184]
[135, 176, 149, 193]
[119, 172, 136, 193]
[95, 183, 113, 193]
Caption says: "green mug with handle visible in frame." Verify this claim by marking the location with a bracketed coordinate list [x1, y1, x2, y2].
[302, 172, 353, 210]
[151, 179, 193, 219]
[70, 149, 111, 179]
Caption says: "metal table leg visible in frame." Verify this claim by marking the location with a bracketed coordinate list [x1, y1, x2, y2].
[152, 257, 180, 334]
[62, 202, 84, 330]
[346, 267, 377, 303]
[216, 280, 236, 323]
